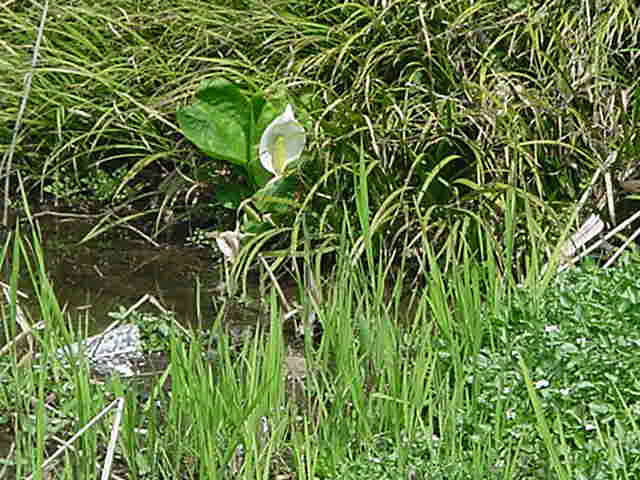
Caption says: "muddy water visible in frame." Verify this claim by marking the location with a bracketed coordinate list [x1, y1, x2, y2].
[21, 216, 226, 330]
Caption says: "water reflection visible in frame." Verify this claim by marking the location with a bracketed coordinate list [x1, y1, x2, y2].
[25, 217, 222, 330]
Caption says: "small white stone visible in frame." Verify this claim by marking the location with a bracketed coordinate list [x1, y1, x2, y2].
[534, 379, 549, 389]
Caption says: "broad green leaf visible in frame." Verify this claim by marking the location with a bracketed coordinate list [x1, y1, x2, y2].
[214, 183, 253, 210]
[250, 93, 267, 142]
[177, 79, 253, 166]
[246, 159, 272, 188]
[254, 98, 286, 137]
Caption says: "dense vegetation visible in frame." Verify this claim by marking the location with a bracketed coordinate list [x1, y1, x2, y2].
[3, 226, 640, 478]
[2, 0, 639, 276]
[2, 0, 640, 478]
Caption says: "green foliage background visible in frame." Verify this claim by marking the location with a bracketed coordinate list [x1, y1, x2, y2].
[1, 0, 639, 275]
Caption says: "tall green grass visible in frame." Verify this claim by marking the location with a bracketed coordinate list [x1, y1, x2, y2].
[3, 203, 640, 478]
[2, 2, 640, 476]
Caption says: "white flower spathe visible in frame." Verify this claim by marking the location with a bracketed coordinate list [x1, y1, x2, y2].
[213, 231, 242, 261]
[259, 104, 306, 177]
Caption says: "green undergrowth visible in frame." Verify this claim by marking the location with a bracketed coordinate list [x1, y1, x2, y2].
[2, 220, 640, 479]
[3, 1, 640, 477]
[2, 0, 639, 275]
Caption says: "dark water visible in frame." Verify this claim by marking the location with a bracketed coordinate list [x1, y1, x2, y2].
[14, 216, 224, 330]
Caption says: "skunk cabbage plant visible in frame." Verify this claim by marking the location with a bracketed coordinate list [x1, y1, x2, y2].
[259, 104, 306, 180]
